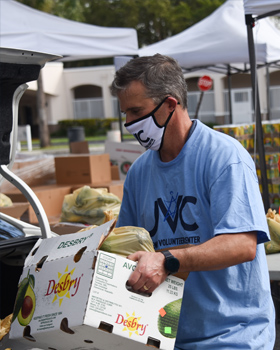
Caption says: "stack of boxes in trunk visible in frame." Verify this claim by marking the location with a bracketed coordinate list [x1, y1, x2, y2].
[0, 153, 124, 227]
[214, 120, 280, 209]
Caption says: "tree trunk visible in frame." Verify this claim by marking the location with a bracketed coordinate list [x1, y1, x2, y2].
[36, 72, 50, 148]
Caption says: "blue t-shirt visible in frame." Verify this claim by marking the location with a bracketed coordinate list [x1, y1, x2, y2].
[117, 120, 275, 349]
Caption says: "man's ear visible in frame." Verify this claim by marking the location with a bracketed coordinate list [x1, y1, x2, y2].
[166, 96, 178, 110]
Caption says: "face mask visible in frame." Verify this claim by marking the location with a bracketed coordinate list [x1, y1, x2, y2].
[124, 97, 175, 151]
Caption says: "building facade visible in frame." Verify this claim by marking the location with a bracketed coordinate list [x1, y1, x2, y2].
[18, 62, 280, 136]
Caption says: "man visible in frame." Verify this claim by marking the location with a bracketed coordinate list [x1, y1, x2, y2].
[111, 54, 275, 349]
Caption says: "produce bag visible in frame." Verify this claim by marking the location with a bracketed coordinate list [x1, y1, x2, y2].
[0, 193, 12, 207]
[265, 208, 280, 254]
[60, 186, 121, 225]
[100, 226, 155, 257]
[0, 314, 12, 341]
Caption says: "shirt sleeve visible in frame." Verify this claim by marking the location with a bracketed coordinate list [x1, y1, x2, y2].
[209, 161, 270, 244]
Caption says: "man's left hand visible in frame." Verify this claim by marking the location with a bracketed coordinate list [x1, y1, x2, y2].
[126, 251, 168, 293]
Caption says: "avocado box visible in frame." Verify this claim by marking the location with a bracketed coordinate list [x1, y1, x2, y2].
[8, 220, 184, 350]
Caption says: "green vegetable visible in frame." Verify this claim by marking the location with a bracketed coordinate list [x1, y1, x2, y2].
[158, 298, 182, 339]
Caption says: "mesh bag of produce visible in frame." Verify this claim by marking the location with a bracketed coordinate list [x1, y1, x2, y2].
[0, 193, 12, 207]
[100, 226, 155, 257]
[60, 186, 121, 225]
[265, 208, 280, 254]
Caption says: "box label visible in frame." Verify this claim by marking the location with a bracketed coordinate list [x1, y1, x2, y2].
[96, 253, 116, 279]
[33, 311, 63, 332]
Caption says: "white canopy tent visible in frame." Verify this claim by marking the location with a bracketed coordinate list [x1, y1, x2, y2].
[139, 0, 280, 71]
[0, 0, 138, 60]
[0, 0, 139, 146]
[243, 0, 280, 211]
[244, 0, 280, 17]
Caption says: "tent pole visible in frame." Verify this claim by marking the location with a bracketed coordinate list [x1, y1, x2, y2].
[227, 65, 233, 124]
[117, 100, 124, 142]
[266, 65, 271, 121]
[37, 72, 50, 148]
[245, 14, 270, 212]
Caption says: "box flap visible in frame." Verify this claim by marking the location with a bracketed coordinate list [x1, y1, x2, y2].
[24, 220, 116, 267]
[0, 202, 29, 219]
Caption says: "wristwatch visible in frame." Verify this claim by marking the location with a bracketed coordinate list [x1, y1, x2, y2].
[161, 250, 180, 275]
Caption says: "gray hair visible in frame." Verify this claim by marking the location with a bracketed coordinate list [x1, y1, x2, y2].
[111, 54, 188, 109]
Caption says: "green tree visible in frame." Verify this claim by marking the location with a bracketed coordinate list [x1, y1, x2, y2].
[136, 0, 173, 46]
[169, 2, 193, 35]
[184, 0, 227, 26]
[51, 0, 85, 22]
[16, 0, 53, 12]
[17, 0, 85, 22]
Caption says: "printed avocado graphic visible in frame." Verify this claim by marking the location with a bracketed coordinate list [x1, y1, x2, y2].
[17, 284, 36, 326]
[158, 298, 182, 339]
[12, 270, 36, 326]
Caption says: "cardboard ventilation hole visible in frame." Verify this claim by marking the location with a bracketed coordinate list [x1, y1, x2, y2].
[35, 255, 48, 272]
[31, 246, 39, 256]
[98, 321, 113, 333]
[73, 246, 87, 263]
[147, 337, 161, 348]
[97, 322, 161, 348]
[60, 317, 74, 334]
[23, 325, 35, 342]
[125, 281, 152, 298]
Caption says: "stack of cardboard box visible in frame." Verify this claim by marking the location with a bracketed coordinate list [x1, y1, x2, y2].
[1, 153, 124, 228]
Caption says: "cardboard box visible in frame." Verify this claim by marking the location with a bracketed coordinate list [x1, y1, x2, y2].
[69, 141, 89, 154]
[55, 154, 111, 185]
[111, 165, 120, 180]
[3, 185, 72, 224]
[0, 156, 55, 193]
[9, 221, 184, 350]
[50, 222, 89, 235]
[71, 180, 124, 201]
[105, 141, 145, 180]
[0, 202, 29, 219]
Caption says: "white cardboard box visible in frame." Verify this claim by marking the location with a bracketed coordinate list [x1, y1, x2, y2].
[104, 140, 146, 180]
[8, 221, 184, 350]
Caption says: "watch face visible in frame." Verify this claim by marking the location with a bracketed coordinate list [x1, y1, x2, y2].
[162, 251, 180, 274]
[166, 257, 180, 273]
